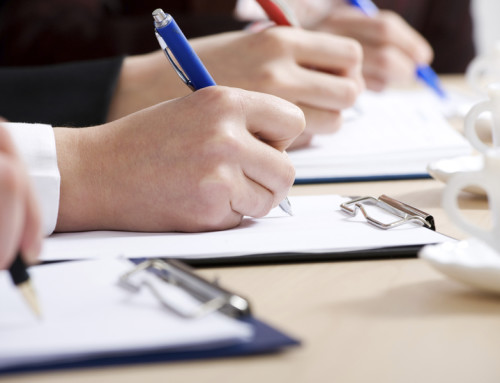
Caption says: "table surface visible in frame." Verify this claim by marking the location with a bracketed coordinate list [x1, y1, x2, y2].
[4, 79, 499, 383]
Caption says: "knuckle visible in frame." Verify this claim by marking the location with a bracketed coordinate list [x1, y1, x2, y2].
[205, 130, 243, 163]
[204, 86, 241, 110]
[259, 27, 290, 53]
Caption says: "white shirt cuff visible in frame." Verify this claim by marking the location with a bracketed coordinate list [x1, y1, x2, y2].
[3, 123, 60, 236]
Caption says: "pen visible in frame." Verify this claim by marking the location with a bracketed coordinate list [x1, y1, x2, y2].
[9, 252, 42, 318]
[255, 0, 300, 27]
[152, 8, 293, 215]
[346, 0, 447, 99]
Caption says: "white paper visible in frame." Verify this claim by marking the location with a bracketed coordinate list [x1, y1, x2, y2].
[289, 90, 472, 181]
[40, 195, 454, 262]
[0, 259, 252, 370]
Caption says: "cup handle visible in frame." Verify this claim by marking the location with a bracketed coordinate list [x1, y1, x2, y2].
[443, 172, 494, 246]
[464, 100, 492, 153]
[466, 57, 489, 94]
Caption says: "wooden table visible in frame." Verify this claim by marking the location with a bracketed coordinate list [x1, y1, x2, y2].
[4, 180, 498, 383]
[4, 79, 500, 383]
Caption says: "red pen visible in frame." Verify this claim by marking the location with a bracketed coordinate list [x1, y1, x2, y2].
[255, 0, 300, 27]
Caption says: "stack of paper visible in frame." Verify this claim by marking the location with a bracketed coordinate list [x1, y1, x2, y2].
[288, 90, 472, 183]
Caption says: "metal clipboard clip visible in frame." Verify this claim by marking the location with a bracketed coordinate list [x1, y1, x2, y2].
[118, 259, 251, 319]
[340, 194, 435, 230]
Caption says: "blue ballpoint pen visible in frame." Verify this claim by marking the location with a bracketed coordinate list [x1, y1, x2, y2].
[346, 0, 447, 99]
[152, 9, 293, 215]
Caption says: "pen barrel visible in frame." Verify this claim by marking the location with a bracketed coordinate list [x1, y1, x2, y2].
[155, 17, 216, 90]
[9, 254, 29, 285]
[256, 0, 294, 26]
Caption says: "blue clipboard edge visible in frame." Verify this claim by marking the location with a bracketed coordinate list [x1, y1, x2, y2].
[0, 317, 299, 376]
[293, 173, 431, 185]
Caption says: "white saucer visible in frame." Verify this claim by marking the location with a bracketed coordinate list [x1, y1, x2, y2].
[420, 238, 500, 293]
[427, 155, 485, 195]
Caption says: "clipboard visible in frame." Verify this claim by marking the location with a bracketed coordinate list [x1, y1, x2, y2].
[39, 195, 455, 267]
[1, 317, 297, 376]
[166, 195, 444, 267]
[0, 259, 299, 375]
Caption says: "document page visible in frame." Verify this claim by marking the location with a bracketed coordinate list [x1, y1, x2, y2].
[0, 259, 252, 371]
[288, 90, 472, 182]
[40, 195, 454, 262]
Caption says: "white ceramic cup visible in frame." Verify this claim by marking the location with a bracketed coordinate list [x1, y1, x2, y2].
[463, 82, 500, 150]
[443, 88, 500, 252]
[466, 42, 500, 95]
[442, 150, 500, 253]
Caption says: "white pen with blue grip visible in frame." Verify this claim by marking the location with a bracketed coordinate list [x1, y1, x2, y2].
[152, 9, 293, 215]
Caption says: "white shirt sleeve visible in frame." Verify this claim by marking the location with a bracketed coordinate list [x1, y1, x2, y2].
[3, 123, 60, 236]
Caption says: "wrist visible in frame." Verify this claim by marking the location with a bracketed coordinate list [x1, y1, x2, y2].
[53, 126, 108, 231]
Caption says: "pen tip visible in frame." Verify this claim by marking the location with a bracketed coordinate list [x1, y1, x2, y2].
[279, 198, 294, 216]
[18, 281, 43, 320]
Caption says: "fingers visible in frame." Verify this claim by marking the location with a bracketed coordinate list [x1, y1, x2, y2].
[288, 131, 313, 150]
[289, 28, 364, 74]
[19, 181, 43, 265]
[0, 123, 18, 156]
[326, 8, 433, 65]
[291, 66, 361, 111]
[362, 45, 416, 90]
[228, 167, 278, 218]
[194, 88, 298, 221]
[0, 154, 23, 269]
[0, 126, 42, 268]
[373, 11, 433, 65]
[299, 104, 342, 135]
[239, 140, 295, 210]
[239, 89, 306, 152]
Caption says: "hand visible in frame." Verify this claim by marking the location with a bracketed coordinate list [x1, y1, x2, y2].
[108, 28, 364, 149]
[194, 28, 364, 148]
[55, 86, 305, 233]
[311, 5, 433, 91]
[0, 124, 42, 269]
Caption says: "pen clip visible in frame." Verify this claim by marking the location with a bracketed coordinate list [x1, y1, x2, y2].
[155, 31, 195, 91]
[119, 258, 251, 319]
[340, 194, 435, 230]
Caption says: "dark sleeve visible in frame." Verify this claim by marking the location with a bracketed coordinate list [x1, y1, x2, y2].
[0, 0, 245, 67]
[0, 56, 124, 127]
